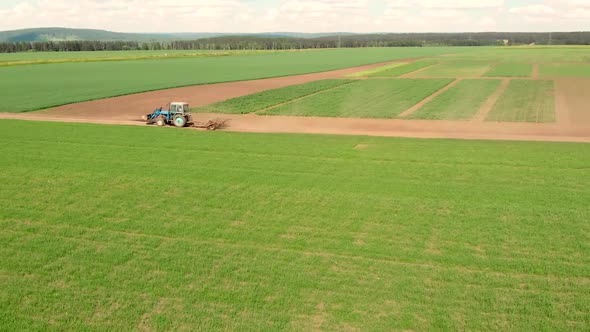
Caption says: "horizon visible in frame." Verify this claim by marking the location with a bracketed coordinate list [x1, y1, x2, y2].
[3, 26, 590, 35]
[1, 1, 589, 33]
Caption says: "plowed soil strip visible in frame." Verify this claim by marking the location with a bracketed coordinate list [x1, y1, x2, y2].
[554, 78, 590, 126]
[2, 112, 589, 143]
[472, 79, 510, 122]
[399, 79, 461, 118]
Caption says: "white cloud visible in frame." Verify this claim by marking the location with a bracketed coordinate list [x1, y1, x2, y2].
[509, 4, 555, 15]
[414, 0, 504, 9]
[508, 1, 590, 25]
[0, 0, 588, 33]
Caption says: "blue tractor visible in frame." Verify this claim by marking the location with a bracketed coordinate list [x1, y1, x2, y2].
[142, 102, 193, 127]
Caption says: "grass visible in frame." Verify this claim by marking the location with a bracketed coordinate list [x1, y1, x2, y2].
[368, 60, 437, 77]
[486, 80, 555, 122]
[1, 120, 590, 330]
[484, 63, 533, 77]
[195, 79, 354, 114]
[0, 50, 235, 67]
[413, 62, 492, 78]
[437, 46, 590, 63]
[261, 79, 453, 118]
[407, 79, 502, 120]
[0, 47, 465, 113]
[345, 63, 408, 77]
[539, 64, 590, 78]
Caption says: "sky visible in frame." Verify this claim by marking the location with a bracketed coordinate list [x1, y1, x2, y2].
[0, 0, 589, 33]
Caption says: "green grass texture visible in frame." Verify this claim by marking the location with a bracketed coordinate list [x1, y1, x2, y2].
[368, 60, 438, 77]
[196, 79, 354, 114]
[261, 79, 453, 118]
[437, 46, 590, 63]
[484, 63, 533, 77]
[0, 48, 463, 113]
[539, 64, 590, 78]
[407, 79, 502, 120]
[413, 62, 492, 78]
[1, 120, 589, 330]
[486, 80, 555, 123]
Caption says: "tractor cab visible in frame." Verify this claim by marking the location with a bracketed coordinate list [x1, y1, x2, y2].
[143, 101, 193, 127]
[170, 102, 190, 114]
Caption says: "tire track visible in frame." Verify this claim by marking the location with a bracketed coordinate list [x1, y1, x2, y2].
[399, 79, 462, 118]
[472, 79, 511, 122]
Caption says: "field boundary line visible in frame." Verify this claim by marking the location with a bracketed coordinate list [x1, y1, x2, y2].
[398, 63, 439, 78]
[532, 64, 540, 79]
[554, 79, 571, 126]
[399, 79, 462, 118]
[472, 79, 511, 122]
[254, 80, 358, 114]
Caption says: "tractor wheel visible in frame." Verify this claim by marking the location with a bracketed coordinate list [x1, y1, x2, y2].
[156, 116, 166, 127]
[173, 115, 187, 127]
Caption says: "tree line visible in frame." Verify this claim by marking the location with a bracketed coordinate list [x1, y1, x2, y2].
[1, 32, 589, 53]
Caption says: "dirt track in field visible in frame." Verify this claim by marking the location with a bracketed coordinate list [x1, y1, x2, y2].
[1, 62, 590, 143]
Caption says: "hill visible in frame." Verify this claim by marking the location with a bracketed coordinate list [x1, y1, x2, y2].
[0, 27, 349, 42]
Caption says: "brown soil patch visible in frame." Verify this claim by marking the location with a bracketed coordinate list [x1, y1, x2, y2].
[554, 78, 590, 126]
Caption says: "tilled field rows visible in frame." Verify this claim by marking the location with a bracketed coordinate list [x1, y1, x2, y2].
[196, 77, 559, 124]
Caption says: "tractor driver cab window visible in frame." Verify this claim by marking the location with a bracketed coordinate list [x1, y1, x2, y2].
[171, 104, 177, 112]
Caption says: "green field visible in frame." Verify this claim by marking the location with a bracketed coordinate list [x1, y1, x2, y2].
[413, 62, 492, 78]
[484, 63, 533, 77]
[539, 64, 590, 78]
[345, 63, 408, 77]
[368, 60, 437, 77]
[486, 80, 555, 122]
[407, 79, 501, 120]
[196, 80, 353, 114]
[1, 120, 589, 330]
[0, 48, 464, 113]
[261, 79, 452, 118]
[0, 50, 226, 65]
[437, 46, 590, 63]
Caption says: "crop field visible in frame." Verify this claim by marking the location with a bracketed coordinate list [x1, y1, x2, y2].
[0, 47, 466, 113]
[484, 63, 533, 77]
[196, 80, 353, 114]
[345, 63, 408, 77]
[411, 62, 492, 78]
[437, 46, 590, 63]
[367, 60, 438, 77]
[260, 79, 452, 118]
[190, 47, 590, 123]
[486, 80, 555, 123]
[1, 120, 590, 330]
[406, 79, 501, 120]
[539, 64, 590, 78]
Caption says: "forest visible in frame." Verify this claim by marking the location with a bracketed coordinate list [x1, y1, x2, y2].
[1, 32, 589, 53]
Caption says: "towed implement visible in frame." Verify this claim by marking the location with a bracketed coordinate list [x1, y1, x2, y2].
[142, 102, 226, 130]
